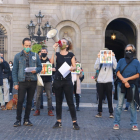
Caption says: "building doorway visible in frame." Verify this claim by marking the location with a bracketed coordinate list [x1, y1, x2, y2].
[105, 18, 137, 61]
[0, 24, 7, 59]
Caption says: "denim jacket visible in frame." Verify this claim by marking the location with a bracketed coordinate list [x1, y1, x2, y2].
[12, 50, 42, 86]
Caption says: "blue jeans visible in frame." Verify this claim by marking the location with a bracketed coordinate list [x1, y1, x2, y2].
[114, 84, 137, 127]
[125, 101, 130, 108]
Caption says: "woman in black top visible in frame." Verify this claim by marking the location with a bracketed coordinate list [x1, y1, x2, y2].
[51, 38, 80, 130]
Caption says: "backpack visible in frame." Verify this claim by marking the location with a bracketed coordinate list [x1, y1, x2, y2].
[80, 69, 84, 82]
[3, 61, 10, 74]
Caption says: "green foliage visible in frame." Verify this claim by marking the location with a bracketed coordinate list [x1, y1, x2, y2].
[31, 41, 48, 53]
[31, 43, 42, 53]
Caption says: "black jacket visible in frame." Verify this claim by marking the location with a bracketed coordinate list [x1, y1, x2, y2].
[3, 61, 10, 79]
[114, 80, 139, 106]
[0, 57, 5, 86]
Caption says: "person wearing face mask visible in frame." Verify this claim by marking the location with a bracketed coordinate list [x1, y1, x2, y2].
[94, 49, 117, 118]
[33, 47, 54, 116]
[9, 61, 13, 95]
[51, 38, 80, 130]
[113, 44, 140, 131]
[12, 38, 42, 127]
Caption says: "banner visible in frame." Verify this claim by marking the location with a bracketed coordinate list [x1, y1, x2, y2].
[40, 63, 52, 75]
[100, 50, 112, 63]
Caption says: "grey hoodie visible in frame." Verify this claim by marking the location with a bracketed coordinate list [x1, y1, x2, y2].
[94, 56, 117, 83]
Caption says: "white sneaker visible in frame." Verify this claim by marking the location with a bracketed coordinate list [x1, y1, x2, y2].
[113, 124, 119, 130]
[9, 93, 12, 95]
[132, 126, 139, 131]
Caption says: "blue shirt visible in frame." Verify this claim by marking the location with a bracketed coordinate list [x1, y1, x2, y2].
[116, 58, 140, 78]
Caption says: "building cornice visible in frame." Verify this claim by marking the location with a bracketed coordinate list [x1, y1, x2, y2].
[0, 4, 29, 8]
[28, 0, 140, 5]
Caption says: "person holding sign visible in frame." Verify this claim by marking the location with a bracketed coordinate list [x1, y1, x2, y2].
[71, 60, 83, 111]
[51, 38, 80, 130]
[94, 48, 117, 118]
[34, 47, 54, 116]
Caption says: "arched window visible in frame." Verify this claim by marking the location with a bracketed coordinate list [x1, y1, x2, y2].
[0, 24, 7, 58]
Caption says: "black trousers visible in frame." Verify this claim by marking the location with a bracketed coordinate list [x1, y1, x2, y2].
[97, 82, 113, 113]
[9, 78, 13, 93]
[53, 79, 77, 121]
[74, 81, 80, 106]
[16, 81, 37, 121]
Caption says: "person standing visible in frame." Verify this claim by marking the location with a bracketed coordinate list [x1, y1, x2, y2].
[94, 49, 117, 118]
[0, 54, 5, 109]
[71, 60, 83, 111]
[113, 44, 140, 131]
[12, 38, 42, 127]
[2, 60, 10, 106]
[9, 61, 13, 95]
[51, 38, 80, 130]
[33, 47, 54, 116]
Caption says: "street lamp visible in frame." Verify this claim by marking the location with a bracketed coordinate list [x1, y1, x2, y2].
[27, 11, 51, 43]
[27, 20, 36, 36]
[42, 22, 51, 40]
[35, 10, 44, 26]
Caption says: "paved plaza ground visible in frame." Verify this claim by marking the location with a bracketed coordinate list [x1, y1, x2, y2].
[0, 89, 140, 140]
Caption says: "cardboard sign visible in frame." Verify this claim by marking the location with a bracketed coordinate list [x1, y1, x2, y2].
[100, 50, 112, 63]
[40, 63, 52, 75]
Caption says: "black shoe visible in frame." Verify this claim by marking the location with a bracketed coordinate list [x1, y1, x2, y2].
[40, 105, 44, 109]
[109, 113, 114, 118]
[73, 122, 80, 130]
[137, 107, 139, 112]
[95, 112, 102, 118]
[76, 106, 80, 111]
[52, 106, 54, 110]
[13, 120, 21, 127]
[124, 107, 128, 111]
[23, 120, 33, 126]
[53, 121, 62, 129]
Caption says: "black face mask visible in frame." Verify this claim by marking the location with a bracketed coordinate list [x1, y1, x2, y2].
[124, 50, 134, 63]
[41, 53, 47, 58]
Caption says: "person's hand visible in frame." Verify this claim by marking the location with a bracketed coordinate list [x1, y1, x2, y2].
[14, 85, 19, 90]
[122, 78, 128, 84]
[31, 70, 36, 74]
[125, 82, 130, 88]
[69, 66, 75, 71]
[52, 68, 56, 71]
[53, 43, 58, 52]
[112, 52, 115, 56]
[97, 52, 100, 58]
[0, 58, 3, 63]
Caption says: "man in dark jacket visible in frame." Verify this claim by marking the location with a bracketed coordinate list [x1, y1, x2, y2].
[0, 55, 5, 109]
[12, 38, 42, 127]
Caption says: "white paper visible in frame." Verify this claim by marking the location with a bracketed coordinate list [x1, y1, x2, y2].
[58, 62, 71, 78]
[25, 67, 36, 72]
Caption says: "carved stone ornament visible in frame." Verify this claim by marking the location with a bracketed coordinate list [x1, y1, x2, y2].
[5, 15, 12, 22]
[63, 32, 72, 43]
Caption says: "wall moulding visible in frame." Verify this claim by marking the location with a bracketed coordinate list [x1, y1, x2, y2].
[28, 0, 140, 5]
[0, 4, 29, 8]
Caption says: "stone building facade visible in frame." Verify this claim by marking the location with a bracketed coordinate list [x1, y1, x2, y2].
[1, 0, 140, 83]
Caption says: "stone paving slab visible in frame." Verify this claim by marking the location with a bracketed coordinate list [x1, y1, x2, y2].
[0, 89, 140, 140]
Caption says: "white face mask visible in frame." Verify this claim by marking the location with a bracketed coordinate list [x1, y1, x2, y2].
[9, 64, 12, 66]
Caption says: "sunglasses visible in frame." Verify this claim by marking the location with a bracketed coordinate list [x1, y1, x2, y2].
[125, 50, 132, 53]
